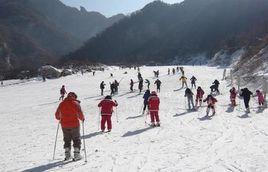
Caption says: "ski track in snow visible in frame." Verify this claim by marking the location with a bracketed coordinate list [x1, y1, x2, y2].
[0, 66, 268, 172]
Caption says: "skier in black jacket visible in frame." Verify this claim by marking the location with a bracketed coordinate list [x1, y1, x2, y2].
[240, 88, 253, 112]
[100, 81, 105, 95]
[185, 88, 195, 110]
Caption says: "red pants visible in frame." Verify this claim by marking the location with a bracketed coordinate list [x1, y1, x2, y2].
[101, 115, 112, 131]
[150, 111, 160, 123]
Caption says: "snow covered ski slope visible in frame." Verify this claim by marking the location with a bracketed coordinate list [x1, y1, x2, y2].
[0, 66, 268, 172]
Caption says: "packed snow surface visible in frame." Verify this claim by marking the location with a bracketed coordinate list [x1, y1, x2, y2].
[0, 66, 268, 172]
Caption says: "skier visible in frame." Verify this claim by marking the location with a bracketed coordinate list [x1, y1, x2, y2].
[130, 79, 134, 92]
[138, 77, 144, 93]
[138, 72, 142, 81]
[203, 94, 218, 117]
[55, 92, 85, 161]
[114, 80, 119, 94]
[256, 90, 265, 107]
[154, 79, 162, 92]
[168, 68, 170, 75]
[229, 87, 237, 107]
[100, 81, 105, 96]
[145, 79, 150, 89]
[240, 88, 253, 112]
[185, 88, 195, 110]
[172, 68, 176, 75]
[176, 66, 179, 72]
[190, 76, 197, 89]
[93, 71, 95, 76]
[180, 67, 185, 76]
[179, 76, 188, 88]
[98, 95, 118, 132]
[142, 90, 151, 114]
[156, 70, 159, 78]
[210, 79, 220, 95]
[196, 86, 205, 107]
[110, 82, 115, 96]
[148, 91, 160, 127]
[59, 85, 67, 101]
[110, 73, 113, 77]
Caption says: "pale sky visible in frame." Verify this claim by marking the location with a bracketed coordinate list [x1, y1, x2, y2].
[60, 0, 183, 17]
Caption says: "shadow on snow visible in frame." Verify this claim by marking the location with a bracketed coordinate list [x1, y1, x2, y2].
[126, 115, 143, 120]
[122, 127, 153, 137]
[82, 131, 103, 139]
[22, 160, 73, 172]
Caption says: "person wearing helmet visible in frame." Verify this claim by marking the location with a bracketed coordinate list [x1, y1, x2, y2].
[203, 94, 218, 117]
[229, 87, 237, 107]
[256, 90, 265, 107]
[154, 79, 162, 92]
[185, 88, 194, 110]
[196, 86, 205, 108]
[240, 88, 253, 112]
[179, 76, 188, 88]
[148, 91, 160, 127]
[59, 85, 67, 101]
[100, 81, 106, 96]
[98, 95, 118, 132]
[142, 90, 151, 114]
[55, 92, 85, 161]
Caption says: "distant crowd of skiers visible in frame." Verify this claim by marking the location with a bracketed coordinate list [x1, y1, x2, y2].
[54, 66, 267, 161]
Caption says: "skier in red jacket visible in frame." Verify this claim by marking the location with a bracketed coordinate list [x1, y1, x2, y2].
[203, 94, 217, 117]
[196, 86, 205, 107]
[98, 96, 118, 132]
[148, 91, 160, 127]
[55, 92, 85, 161]
[229, 87, 237, 107]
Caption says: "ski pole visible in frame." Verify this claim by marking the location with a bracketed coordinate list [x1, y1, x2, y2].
[115, 107, 119, 123]
[184, 97, 187, 109]
[52, 121, 60, 160]
[145, 110, 148, 126]
[98, 108, 101, 130]
[82, 122, 87, 163]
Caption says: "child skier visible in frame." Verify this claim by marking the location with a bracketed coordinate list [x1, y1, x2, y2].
[138, 77, 144, 93]
[256, 90, 265, 107]
[179, 76, 188, 88]
[148, 91, 160, 127]
[98, 96, 118, 132]
[240, 88, 253, 112]
[210, 80, 220, 95]
[229, 87, 237, 107]
[145, 79, 150, 89]
[190, 76, 197, 89]
[142, 90, 151, 114]
[59, 85, 67, 101]
[203, 94, 218, 117]
[154, 79, 162, 92]
[100, 81, 105, 96]
[185, 88, 195, 110]
[130, 79, 134, 92]
[196, 86, 205, 108]
[55, 92, 85, 161]
[172, 68, 176, 75]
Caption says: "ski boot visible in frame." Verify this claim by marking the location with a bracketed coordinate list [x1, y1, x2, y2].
[150, 122, 156, 127]
[73, 148, 82, 161]
[156, 122, 160, 127]
[64, 147, 71, 161]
